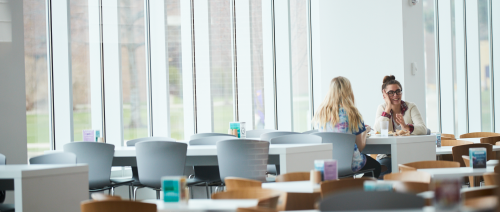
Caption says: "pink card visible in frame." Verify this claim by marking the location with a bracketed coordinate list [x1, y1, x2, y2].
[82, 130, 95, 142]
[323, 160, 338, 181]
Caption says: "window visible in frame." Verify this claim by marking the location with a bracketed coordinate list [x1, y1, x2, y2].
[423, 0, 438, 132]
[249, 0, 266, 130]
[478, 0, 492, 131]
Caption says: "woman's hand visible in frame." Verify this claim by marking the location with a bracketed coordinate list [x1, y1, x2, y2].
[383, 91, 393, 113]
[395, 114, 410, 131]
[365, 125, 372, 133]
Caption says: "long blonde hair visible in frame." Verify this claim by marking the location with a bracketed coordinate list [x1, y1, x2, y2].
[312, 77, 364, 132]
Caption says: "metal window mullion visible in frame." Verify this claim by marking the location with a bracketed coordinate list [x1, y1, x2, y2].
[262, 0, 277, 130]
[45, 0, 56, 149]
[306, 0, 313, 130]
[180, 0, 196, 138]
[488, 0, 495, 131]
[454, 0, 468, 135]
[435, 0, 442, 133]
[465, 0, 482, 132]
[144, 0, 154, 136]
[231, 0, 239, 122]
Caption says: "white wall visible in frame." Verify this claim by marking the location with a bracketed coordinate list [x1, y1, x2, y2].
[312, 0, 426, 127]
[0, 0, 28, 164]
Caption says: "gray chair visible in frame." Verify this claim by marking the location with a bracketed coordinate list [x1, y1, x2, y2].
[29, 152, 76, 164]
[319, 190, 425, 211]
[217, 139, 270, 183]
[190, 133, 235, 140]
[189, 136, 236, 145]
[63, 142, 133, 198]
[312, 132, 374, 178]
[135, 141, 201, 199]
[245, 129, 277, 138]
[269, 134, 322, 144]
[260, 131, 301, 142]
[0, 153, 14, 212]
[126, 137, 175, 147]
[302, 129, 318, 134]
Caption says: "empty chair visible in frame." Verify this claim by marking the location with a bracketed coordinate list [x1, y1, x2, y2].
[29, 152, 76, 164]
[302, 129, 318, 134]
[452, 144, 495, 167]
[225, 177, 262, 191]
[319, 190, 425, 211]
[312, 132, 374, 177]
[442, 140, 473, 146]
[260, 131, 301, 142]
[217, 139, 270, 182]
[80, 200, 156, 212]
[460, 132, 500, 138]
[442, 133, 456, 140]
[483, 173, 498, 186]
[269, 134, 321, 144]
[135, 141, 201, 199]
[398, 160, 460, 172]
[275, 172, 310, 182]
[480, 136, 500, 145]
[246, 129, 277, 138]
[190, 133, 235, 140]
[383, 171, 431, 183]
[126, 137, 175, 147]
[189, 136, 236, 145]
[64, 142, 133, 197]
[320, 177, 376, 198]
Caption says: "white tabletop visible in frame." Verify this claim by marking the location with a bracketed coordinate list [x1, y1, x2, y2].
[366, 135, 436, 145]
[262, 181, 320, 193]
[436, 145, 500, 155]
[417, 167, 494, 178]
[280, 207, 435, 212]
[460, 138, 482, 143]
[0, 164, 88, 178]
[145, 199, 258, 212]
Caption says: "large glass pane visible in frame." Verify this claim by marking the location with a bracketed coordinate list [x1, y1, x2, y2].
[478, 0, 492, 131]
[70, 0, 92, 141]
[423, 0, 439, 132]
[208, 0, 234, 133]
[249, 0, 265, 129]
[166, 0, 184, 140]
[119, 0, 148, 140]
[24, 0, 50, 158]
[290, 0, 310, 132]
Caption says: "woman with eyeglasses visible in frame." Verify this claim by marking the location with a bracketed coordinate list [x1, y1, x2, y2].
[373, 75, 426, 178]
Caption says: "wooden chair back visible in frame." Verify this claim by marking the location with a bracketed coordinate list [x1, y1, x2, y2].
[225, 177, 262, 191]
[480, 136, 500, 145]
[483, 173, 498, 186]
[462, 186, 496, 200]
[320, 177, 376, 198]
[442, 140, 473, 146]
[275, 172, 309, 182]
[399, 161, 460, 172]
[452, 144, 495, 167]
[91, 193, 122, 201]
[211, 188, 283, 209]
[441, 133, 456, 140]
[237, 206, 277, 212]
[460, 132, 500, 138]
[383, 171, 431, 183]
[392, 181, 430, 193]
[80, 200, 156, 212]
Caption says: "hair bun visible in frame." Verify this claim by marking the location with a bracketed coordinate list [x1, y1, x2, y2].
[383, 75, 396, 83]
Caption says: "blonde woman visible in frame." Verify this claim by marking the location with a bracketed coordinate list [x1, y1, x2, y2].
[313, 77, 381, 178]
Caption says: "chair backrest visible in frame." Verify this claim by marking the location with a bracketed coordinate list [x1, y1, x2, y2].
[483, 173, 498, 186]
[217, 139, 269, 182]
[225, 177, 262, 191]
[275, 172, 310, 182]
[462, 186, 496, 200]
[442, 133, 456, 139]
[319, 190, 425, 211]
[189, 136, 236, 145]
[211, 188, 283, 209]
[29, 152, 77, 165]
[64, 142, 115, 189]
[0, 153, 5, 165]
[460, 132, 500, 138]
[126, 137, 176, 146]
[190, 133, 235, 140]
[246, 129, 277, 138]
[135, 141, 187, 188]
[269, 134, 321, 144]
[442, 139, 473, 146]
[320, 177, 376, 198]
[452, 143, 495, 167]
[398, 160, 460, 172]
[311, 132, 356, 176]
[383, 171, 431, 183]
[392, 181, 430, 194]
[480, 136, 500, 145]
[91, 193, 122, 201]
[80, 200, 156, 212]
[260, 131, 301, 142]
[302, 130, 318, 134]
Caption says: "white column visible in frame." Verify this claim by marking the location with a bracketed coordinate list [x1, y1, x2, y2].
[149, 0, 170, 137]
[52, 0, 74, 149]
[274, 0, 293, 131]
[88, 0, 103, 135]
[494, 0, 500, 132]
[180, 0, 195, 138]
[437, 0, 455, 134]
[102, 0, 124, 146]
[262, 0, 276, 129]
[455, 0, 468, 135]
[235, 0, 254, 130]
[311, 0, 322, 121]
[193, 0, 213, 133]
[465, 0, 482, 132]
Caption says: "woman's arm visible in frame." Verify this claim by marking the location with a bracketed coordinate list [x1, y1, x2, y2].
[355, 131, 367, 152]
[374, 104, 390, 132]
[408, 104, 427, 135]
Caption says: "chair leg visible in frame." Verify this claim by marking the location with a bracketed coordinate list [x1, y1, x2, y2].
[133, 187, 140, 200]
[108, 188, 111, 195]
[111, 187, 115, 196]
[156, 190, 160, 200]
[205, 182, 210, 199]
[189, 186, 194, 199]
[128, 183, 132, 200]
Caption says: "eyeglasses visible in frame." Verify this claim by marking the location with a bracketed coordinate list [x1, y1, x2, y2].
[386, 89, 402, 96]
